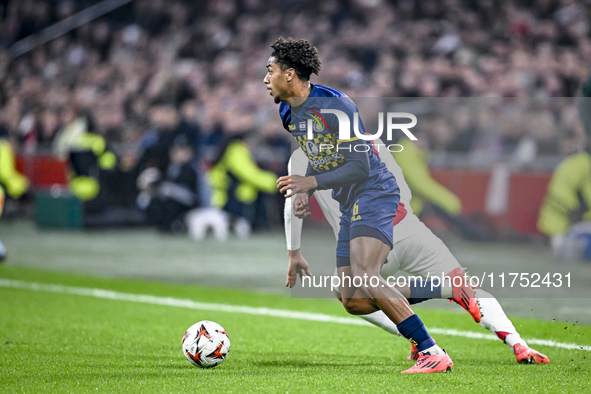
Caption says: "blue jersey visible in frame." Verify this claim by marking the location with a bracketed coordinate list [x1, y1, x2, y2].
[279, 84, 398, 212]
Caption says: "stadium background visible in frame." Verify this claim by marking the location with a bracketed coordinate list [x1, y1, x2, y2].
[2, 0, 591, 310]
[1, 1, 591, 390]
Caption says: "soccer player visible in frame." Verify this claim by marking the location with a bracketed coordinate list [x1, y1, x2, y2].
[286, 147, 550, 365]
[266, 37, 453, 373]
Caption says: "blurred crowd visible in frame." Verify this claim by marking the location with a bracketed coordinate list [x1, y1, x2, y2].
[0, 0, 589, 232]
[0, 0, 590, 160]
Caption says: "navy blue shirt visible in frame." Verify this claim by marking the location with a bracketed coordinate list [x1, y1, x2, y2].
[279, 84, 397, 212]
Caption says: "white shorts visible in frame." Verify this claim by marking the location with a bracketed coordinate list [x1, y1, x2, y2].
[381, 223, 461, 279]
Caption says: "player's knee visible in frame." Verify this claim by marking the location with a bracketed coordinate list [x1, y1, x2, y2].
[349, 264, 379, 283]
[341, 298, 373, 315]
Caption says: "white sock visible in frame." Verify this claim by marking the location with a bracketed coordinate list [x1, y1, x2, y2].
[441, 285, 452, 299]
[504, 334, 527, 351]
[422, 344, 445, 356]
[474, 288, 527, 351]
[359, 311, 401, 336]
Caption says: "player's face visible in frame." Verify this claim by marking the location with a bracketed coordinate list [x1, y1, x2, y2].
[263, 57, 290, 104]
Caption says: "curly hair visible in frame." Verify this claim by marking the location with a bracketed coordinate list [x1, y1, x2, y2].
[271, 37, 321, 81]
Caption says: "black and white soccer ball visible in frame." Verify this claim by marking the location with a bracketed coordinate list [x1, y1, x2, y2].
[182, 320, 230, 368]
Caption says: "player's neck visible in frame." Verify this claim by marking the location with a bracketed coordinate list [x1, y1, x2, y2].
[286, 81, 312, 107]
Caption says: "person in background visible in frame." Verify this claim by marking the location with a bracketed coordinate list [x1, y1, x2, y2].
[396, 133, 462, 218]
[208, 114, 278, 237]
[52, 107, 117, 202]
[137, 134, 203, 232]
[537, 72, 591, 261]
[0, 137, 30, 260]
[395, 125, 493, 240]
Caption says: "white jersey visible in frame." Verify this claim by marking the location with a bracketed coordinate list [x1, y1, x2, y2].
[285, 138, 423, 251]
[285, 147, 523, 348]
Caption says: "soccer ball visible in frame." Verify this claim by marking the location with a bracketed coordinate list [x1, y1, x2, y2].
[182, 320, 230, 368]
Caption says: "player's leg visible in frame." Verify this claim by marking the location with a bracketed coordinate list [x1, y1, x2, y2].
[389, 228, 549, 363]
[335, 214, 380, 316]
[420, 239, 548, 362]
[356, 310, 402, 336]
[337, 208, 452, 372]
[337, 204, 415, 323]
[332, 271, 401, 336]
[348, 235, 414, 321]
[382, 228, 481, 321]
[337, 265, 380, 315]
[475, 288, 549, 364]
[347, 234, 453, 373]
[335, 191, 452, 373]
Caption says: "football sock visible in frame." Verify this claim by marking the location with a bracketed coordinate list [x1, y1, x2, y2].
[421, 343, 445, 356]
[359, 311, 401, 336]
[504, 334, 527, 350]
[408, 280, 442, 304]
[473, 288, 527, 349]
[397, 314, 438, 353]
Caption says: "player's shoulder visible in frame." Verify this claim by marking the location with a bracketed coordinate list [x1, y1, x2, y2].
[312, 84, 348, 98]
[311, 85, 358, 113]
[279, 102, 290, 117]
[279, 102, 293, 131]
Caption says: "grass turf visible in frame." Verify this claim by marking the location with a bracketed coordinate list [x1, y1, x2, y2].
[1, 266, 590, 393]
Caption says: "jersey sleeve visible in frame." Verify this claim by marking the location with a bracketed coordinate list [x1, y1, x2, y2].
[279, 103, 292, 132]
[284, 152, 307, 250]
[314, 139, 370, 189]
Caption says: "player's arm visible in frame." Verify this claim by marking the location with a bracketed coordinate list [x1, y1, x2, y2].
[285, 195, 312, 287]
[314, 138, 370, 189]
[277, 139, 370, 196]
[284, 154, 312, 287]
[284, 156, 306, 247]
[286, 248, 312, 288]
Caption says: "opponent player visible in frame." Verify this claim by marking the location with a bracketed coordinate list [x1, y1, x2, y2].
[266, 37, 453, 373]
[286, 147, 550, 365]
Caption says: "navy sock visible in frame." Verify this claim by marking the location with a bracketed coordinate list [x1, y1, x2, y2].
[408, 280, 441, 304]
[397, 314, 436, 352]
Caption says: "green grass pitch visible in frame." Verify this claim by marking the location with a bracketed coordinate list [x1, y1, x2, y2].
[1, 266, 590, 393]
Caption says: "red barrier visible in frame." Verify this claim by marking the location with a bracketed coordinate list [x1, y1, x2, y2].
[507, 172, 551, 234]
[431, 169, 551, 235]
[307, 168, 552, 235]
[431, 170, 491, 213]
[17, 153, 551, 235]
[16, 155, 69, 188]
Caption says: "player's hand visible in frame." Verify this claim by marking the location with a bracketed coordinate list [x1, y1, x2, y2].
[286, 249, 312, 288]
[277, 175, 318, 198]
[293, 193, 310, 219]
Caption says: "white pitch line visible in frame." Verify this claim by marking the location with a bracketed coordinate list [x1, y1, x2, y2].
[1, 279, 590, 352]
